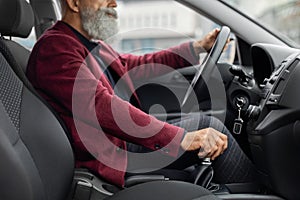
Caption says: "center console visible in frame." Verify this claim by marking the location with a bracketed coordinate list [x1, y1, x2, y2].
[246, 52, 300, 200]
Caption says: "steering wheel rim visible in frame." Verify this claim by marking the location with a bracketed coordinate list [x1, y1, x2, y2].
[181, 26, 231, 109]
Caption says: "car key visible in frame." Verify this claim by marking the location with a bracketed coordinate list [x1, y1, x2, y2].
[233, 98, 245, 134]
[233, 108, 243, 134]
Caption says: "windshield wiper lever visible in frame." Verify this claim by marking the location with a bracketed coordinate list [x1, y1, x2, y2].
[229, 65, 252, 86]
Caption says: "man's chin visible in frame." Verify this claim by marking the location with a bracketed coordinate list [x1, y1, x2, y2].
[93, 32, 119, 44]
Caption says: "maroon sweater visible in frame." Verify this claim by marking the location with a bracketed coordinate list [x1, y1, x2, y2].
[27, 21, 199, 187]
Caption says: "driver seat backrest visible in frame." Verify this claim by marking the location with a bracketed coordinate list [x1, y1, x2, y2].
[0, 49, 74, 200]
[0, 0, 73, 142]
[0, 1, 75, 200]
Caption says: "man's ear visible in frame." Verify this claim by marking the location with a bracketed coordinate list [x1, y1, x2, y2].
[66, 0, 80, 12]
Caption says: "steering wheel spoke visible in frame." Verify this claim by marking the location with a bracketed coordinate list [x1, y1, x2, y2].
[181, 26, 231, 111]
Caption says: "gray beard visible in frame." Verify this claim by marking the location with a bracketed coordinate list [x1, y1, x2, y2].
[80, 7, 119, 42]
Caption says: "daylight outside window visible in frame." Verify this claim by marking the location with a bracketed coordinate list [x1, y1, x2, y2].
[113, 0, 236, 63]
[222, 0, 300, 47]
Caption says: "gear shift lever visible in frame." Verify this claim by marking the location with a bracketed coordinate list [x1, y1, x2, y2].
[193, 158, 214, 189]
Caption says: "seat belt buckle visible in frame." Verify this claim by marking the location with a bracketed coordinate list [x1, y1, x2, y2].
[73, 181, 92, 200]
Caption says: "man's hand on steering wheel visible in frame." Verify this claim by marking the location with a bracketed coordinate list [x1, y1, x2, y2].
[193, 28, 221, 55]
[181, 26, 231, 109]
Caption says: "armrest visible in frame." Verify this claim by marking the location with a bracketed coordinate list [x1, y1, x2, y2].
[73, 168, 120, 196]
[107, 181, 218, 200]
[125, 175, 168, 187]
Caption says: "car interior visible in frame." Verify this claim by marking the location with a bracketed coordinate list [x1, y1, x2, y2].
[0, 0, 299, 199]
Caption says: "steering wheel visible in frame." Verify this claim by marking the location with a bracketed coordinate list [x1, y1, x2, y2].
[181, 26, 231, 110]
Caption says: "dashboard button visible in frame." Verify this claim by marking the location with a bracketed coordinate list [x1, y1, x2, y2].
[281, 70, 290, 80]
[267, 94, 281, 105]
[269, 76, 278, 84]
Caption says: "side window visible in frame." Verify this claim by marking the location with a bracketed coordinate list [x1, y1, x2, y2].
[11, 0, 36, 50]
[12, 29, 36, 50]
[114, 0, 236, 64]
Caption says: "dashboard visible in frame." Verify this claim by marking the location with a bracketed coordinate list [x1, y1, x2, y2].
[224, 43, 300, 199]
[251, 43, 299, 85]
[244, 43, 300, 199]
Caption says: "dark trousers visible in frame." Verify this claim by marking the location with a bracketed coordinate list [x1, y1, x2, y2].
[126, 114, 256, 184]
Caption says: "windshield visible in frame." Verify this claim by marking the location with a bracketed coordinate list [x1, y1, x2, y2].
[221, 0, 300, 47]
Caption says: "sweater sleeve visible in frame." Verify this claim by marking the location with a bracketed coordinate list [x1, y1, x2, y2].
[27, 34, 185, 157]
[119, 42, 200, 81]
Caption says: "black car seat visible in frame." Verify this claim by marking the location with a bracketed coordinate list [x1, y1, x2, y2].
[0, 0, 74, 142]
[0, 0, 32, 75]
[0, 45, 221, 200]
[1, 0, 217, 188]
[0, 0, 221, 199]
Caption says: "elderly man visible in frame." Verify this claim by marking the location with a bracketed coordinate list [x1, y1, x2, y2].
[26, 0, 256, 187]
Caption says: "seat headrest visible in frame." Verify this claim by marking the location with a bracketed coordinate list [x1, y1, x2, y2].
[0, 0, 34, 38]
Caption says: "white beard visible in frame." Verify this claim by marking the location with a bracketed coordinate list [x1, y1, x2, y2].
[80, 7, 119, 42]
